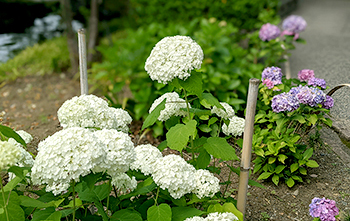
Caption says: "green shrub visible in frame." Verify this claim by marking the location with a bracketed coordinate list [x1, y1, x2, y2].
[0, 36, 70, 81]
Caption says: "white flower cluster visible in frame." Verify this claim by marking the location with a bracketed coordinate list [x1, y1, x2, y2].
[149, 92, 189, 121]
[16, 130, 33, 144]
[222, 116, 245, 137]
[8, 138, 34, 168]
[184, 212, 238, 221]
[211, 102, 235, 120]
[130, 144, 163, 175]
[192, 169, 220, 199]
[57, 94, 132, 133]
[93, 129, 135, 176]
[31, 127, 106, 195]
[152, 155, 196, 199]
[111, 173, 137, 192]
[145, 35, 204, 84]
[0, 140, 21, 170]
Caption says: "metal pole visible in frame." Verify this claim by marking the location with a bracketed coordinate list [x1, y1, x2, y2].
[78, 29, 88, 95]
[237, 78, 260, 219]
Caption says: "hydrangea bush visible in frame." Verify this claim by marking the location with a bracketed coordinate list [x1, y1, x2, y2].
[0, 35, 249, 221]
[253, 67, 333, 187]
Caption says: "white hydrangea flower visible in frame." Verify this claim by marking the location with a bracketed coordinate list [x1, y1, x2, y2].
[152, 154, 196, 199]
[111, 173, 137, 192]
[8, 138, 34, 167]
[109, 108, 132, 133]
[184, 217, 205, 221]
[0, 140, 21, 170]
[149, 92, 189, 121]
[211, 102, 235, 120]
[130, 144, 163, 175]
[145, 35, 204, 84]
[57, 94, 132, 132]
[31, 127, 106, 195]
[205, 212, 238, 221]
[192, 169, 220, 199]
[93, 129, 135, 175]
[222, 116, 245, 137]
[16, 130, 33, 144]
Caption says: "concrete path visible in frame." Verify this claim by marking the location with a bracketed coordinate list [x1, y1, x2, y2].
[285, 0, 350, 141]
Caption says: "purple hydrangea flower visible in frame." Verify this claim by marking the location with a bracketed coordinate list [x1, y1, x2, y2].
[295, 86, 314, 106]
[298, 69, 315, 82]
[322, 95, 334, 109]
[261, 66, 283, 87]
[309, 197, 339, 221]
[310, 87, 327, 106]
[271, 92, 299, 113]
[259, 23, 281, 41]
[282, 15, 307, 40]
[308, 77, 327, 89]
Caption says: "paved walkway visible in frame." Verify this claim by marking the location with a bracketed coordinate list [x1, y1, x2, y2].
[285, 0, 350, 141]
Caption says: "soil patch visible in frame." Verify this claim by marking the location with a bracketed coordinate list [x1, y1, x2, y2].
[1, 74, 349, 220]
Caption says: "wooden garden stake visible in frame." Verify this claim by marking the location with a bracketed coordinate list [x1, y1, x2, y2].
[237, 78, 260, 218]
[78, 29, 88, 95]
[284, 54, 291, 79]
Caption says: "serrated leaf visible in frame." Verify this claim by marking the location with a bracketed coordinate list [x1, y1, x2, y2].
[166, 120, 197, 152]
[147, 204, 172, 221]
[306, 160, 319, 168]
[203, 137, 238, 161]
[179, 71, 203, 98]
[141, 99, 166, 130]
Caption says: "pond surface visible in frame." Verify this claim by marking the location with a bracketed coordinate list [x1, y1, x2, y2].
[0, 14, 83, 63]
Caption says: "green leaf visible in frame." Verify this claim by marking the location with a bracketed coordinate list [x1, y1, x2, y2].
[147, 204, 172, 221]
[286, 178, 295, 188]
[196, 149, 211, 169]
[7, 166, 30, 180]
[0, 124, 26, 147]
[171, 207, 205, 221]
[303, 148, 313, 160]
[222, 203, 244, 221]
[32, 207, 61, 221]
[0, 191, 25, 221]
[200, 93, 223, 109]
[203, 137, 239, 161]
[272, 175, 279, 186]
[306, 160, 319, 168]
[207, 203, 223, 213]
[292, 115, 306, 124]
[81, 172, 102, 190]
[277, 154, 287, 164]
[268, 157, 276, 164]
[19, 196, 64, 209]
[299, 167, 307, 175]
[179, 71, 203, 98]
[208, 117, 218, 126]
[141, 99, 166, 130]
[248, 179, 265, 189]
[157, 140, 167, 152]
[166, 120, 197, 152]
[111, 209, 143, 221]
[307, 114, 318, 125]
[187, 108, 211, 117]
[292, 175, 303, 182]
[94, 183, 111, 201]
[322, 118, 333, 127]
[290, 163, 299, 173]
[257, 172, 272, 180]
[198, 124, 212, 133]
[274, 165, 286, 174]
[254, 148, 264, 157]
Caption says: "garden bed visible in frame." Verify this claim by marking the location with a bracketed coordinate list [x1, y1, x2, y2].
[1, 73, 349, 220]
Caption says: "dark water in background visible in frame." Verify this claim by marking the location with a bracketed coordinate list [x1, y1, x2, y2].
[0, 14, 83, 63]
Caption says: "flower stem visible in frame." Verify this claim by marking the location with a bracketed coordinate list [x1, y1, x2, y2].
[183, 89, 195, 161]
[223, 160, 234, 198]
[154, 187, 160, 206]
[1, 176, 9, 221]
[72, 180, 76, 221]
[106, 180, 111, 216]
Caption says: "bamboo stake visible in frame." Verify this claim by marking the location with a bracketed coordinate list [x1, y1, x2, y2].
[237, 78, 260, 218]
[78, 29, 88, 95]
[284, 54, 291, 79]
